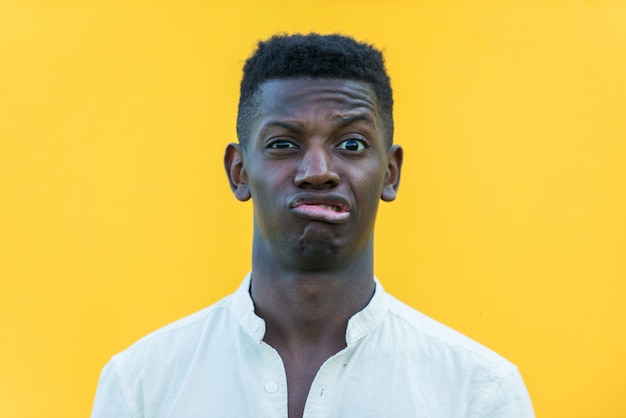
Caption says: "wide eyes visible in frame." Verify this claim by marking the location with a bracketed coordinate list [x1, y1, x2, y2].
[269, 140, 298, 149]
[336, 138, 367, 151]
[267, 137, 367, 151]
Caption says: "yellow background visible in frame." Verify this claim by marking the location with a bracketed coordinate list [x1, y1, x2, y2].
[1, 1, 625, 417]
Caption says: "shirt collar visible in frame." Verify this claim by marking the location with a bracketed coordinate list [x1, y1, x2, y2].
[230, 273, 388, 345]
[345, 277, 387, 345]
[231, 273, 266, 342]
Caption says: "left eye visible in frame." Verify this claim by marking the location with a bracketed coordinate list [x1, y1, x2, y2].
[337, 139, 366, 151]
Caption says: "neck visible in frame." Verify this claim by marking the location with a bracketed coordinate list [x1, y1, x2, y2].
[250, 243, 375, 352]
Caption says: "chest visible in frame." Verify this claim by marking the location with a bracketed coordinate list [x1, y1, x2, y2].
[145, 331, 489, 418]
[283, 357, 327, 418]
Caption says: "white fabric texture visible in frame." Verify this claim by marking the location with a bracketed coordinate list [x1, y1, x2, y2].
[91, 275, 535, 418]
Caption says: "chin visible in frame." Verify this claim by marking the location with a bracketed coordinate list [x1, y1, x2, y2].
[296, 240, 342, 257]
[280, 238, 346, 269]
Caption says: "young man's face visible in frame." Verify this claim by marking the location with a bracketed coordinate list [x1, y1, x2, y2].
[226, 78, 402, 271]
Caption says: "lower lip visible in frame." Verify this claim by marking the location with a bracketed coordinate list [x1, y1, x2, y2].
[292, 204, 350, 223]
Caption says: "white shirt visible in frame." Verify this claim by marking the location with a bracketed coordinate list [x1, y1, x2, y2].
[91, 275, 534, 417]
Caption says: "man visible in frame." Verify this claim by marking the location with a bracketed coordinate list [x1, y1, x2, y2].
[92, 33, 535, 417]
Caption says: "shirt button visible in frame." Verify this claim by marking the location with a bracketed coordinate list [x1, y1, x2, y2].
[265, 380, 278, 393]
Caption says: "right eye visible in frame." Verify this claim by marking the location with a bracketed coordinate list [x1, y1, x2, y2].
[268, 140, 298, 149]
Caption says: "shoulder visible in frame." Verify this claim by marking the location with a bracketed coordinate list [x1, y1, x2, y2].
[375, 293, 534, 415]
[109, 293, 235, 370]
[92, 292, 245, 418]
[381, 292, 518, 375]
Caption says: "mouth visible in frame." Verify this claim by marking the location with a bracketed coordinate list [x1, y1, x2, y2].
[290, 196, 351, 224]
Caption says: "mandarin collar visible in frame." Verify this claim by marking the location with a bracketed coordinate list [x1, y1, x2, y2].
[231, 273, 388, 345]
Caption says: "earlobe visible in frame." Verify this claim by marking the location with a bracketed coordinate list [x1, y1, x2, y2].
[224, 143, 251, 201]
[381, 144, 403, 202]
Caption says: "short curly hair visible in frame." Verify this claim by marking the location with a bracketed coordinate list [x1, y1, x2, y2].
[236, 33, 394, 148]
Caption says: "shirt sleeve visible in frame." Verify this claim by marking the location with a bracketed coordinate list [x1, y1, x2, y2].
[91, 359, 137, 418]
[478, 368, 535, 418]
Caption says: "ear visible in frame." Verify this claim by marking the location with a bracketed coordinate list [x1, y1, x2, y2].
[224, 143, 251, 201]
[381, 144, 403, 202]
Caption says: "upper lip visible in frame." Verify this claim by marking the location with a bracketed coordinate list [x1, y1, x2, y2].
[289, 193, 351, 212]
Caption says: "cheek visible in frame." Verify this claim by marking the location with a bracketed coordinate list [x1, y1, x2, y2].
[247, 160, 290, 196]
[249, 178, 284, 217]
[355, 164, 386, 197]
[353, 183, 383, 216]
[247, 164, 273, 198]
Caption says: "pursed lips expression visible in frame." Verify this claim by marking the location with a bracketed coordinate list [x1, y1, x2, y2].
[241, 78, 397, 261]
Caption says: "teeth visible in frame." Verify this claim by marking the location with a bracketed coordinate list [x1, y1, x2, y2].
[319, 204, 339, 212]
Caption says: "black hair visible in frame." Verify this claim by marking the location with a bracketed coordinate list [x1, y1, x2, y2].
[236, 33, 394, 147]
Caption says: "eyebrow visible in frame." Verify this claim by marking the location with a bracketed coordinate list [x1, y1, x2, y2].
[258, 114, 376, 138]
[333, 114, 376, 128]
[259, 121, 302, 134]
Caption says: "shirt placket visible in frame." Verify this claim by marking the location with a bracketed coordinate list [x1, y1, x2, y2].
[258, 340, 289, 418]
[301, 349, 349, 418]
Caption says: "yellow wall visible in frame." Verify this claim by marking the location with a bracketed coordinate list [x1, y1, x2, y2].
[1, 1, 625, 417]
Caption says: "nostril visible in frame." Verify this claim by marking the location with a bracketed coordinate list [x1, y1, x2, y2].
[294, 149, 339, 188]
[294, 173, 340, 189]
[294, 167, 340, 189]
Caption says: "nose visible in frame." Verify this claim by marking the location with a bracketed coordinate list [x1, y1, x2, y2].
[294, 145, 340, 189]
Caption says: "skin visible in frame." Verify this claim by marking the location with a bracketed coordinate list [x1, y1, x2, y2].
[224, 78, 403, 418]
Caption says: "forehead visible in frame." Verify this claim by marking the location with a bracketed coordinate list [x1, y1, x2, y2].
[256, 78, 380, 123]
